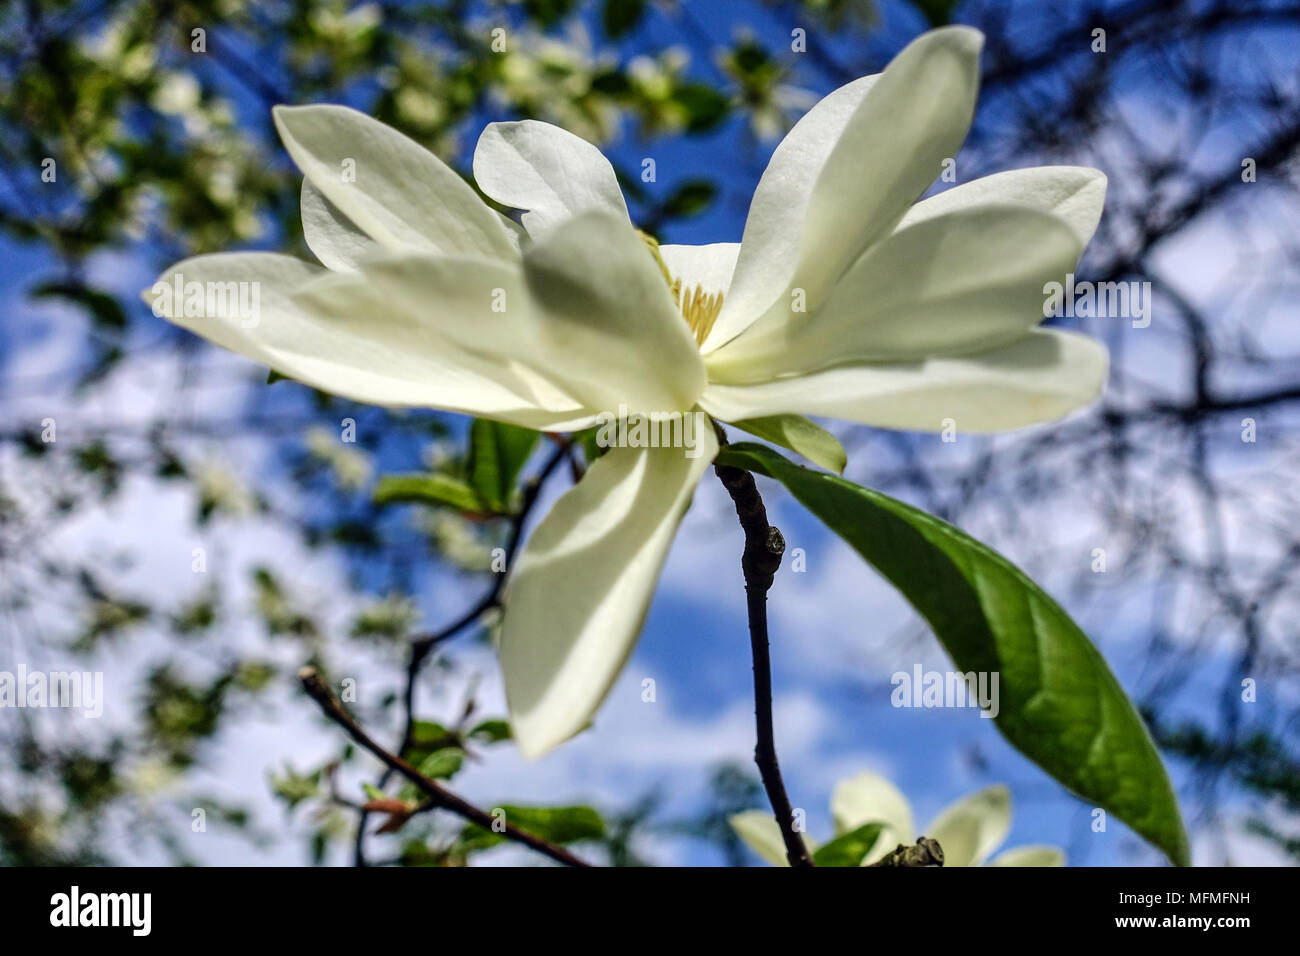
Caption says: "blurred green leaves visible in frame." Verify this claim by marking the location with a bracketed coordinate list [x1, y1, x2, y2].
[602, 0, 647, 38]
[455, 805, 605, 854]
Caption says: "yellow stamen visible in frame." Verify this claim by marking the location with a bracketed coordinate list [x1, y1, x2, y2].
[638, 229, 724, 345]
[638, 230, 674, 289]
[672, 279, 724, 346]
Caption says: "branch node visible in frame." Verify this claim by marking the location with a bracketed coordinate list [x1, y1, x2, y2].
[869, 836, 945, 868]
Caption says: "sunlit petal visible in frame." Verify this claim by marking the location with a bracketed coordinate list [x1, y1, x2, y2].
[501, 431, 718, 757]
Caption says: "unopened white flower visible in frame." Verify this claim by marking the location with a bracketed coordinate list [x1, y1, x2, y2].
[731, 771, 1065, 867]
[147, 27, 1108, 758]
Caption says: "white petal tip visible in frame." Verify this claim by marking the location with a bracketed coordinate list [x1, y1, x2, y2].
[509, 721, 559, 761]
[933, 24, 985, 54]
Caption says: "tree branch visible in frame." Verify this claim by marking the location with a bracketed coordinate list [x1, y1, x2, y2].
[299, 667, 592, 868]
[715, 455, 814, 868]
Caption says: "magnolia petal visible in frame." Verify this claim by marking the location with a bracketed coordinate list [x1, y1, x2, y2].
[989, 844, 1066, 867]
[273, 104, 515, 259]
[522, 212, 708, 415]
[500, 431, 718, 758]
[925, 785, 1012, 868]
[700, 329, 1108, 434]
[147, 251, 597, 430]
[287, 252, 601, 429]
[706, 205, 1084, 382]
[702, 74, 878, 352]
[473, 120, 630, 236]
[711, 27, 983, 353]
[300, 178, 376, 272]
[729, 811, 793, 867]
[658, 242, 740, 301]
[901, 166, 1107, 247]
[146, 252, 323, 370]
[830, 771, 914, 864]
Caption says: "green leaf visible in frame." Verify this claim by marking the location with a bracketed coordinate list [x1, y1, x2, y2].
[602, 0, 645, 37]
[468, 719, 512, 743]
[467, 419, 539, 513]
[660, 179, 717, 219]
[417, 747, 465, 780]
[373, 473, 484, 513]
[672, 83, 730, 133]
[523, 0, 576, 27]
[32, 281, 127, 331]
[812, 823, 884, 867]
[730, 415, 846, 474]
[362, 783, 386, 801]
[915, 0, 961, 27]
[715, 443, 1190, 867]
[400, 720, 457, 765]
[456, 805, 605, 854]
[573, 425, 606, 465]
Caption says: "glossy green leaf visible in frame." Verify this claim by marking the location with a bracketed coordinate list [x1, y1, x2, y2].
[373, 473, 484, 513]
[812, 822, 884, 867]
[716, 442, 1189, 867]
[467, 418, 539, 512]
[730, 414, 847, 474]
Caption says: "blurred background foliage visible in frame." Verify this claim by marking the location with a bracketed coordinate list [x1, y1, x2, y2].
[2, 0, 1299, 866]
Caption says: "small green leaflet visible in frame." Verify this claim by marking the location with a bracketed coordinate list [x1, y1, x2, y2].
[467, 418, 539, 513]
[374, 420, 538, 516]
[716, 443, 1189, 866]
[417, 748, 465, 780]
[812, 823, 884, 867]
[373, 473, 485, 514]
[730, 414, 847, 474]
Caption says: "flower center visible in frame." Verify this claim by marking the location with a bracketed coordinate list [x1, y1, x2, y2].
[672, 279, 724, 347]
[639, 230, 724, 347]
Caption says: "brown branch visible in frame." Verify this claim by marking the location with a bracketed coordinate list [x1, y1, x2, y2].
[715, 451, 813, 868]
[299, 667, 593, 868]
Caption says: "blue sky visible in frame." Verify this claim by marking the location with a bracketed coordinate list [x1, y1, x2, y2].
[1, 0, 1294, 866]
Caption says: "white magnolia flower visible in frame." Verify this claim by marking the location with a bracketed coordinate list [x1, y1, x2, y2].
[731, 771, 1066, 867]
[147, 27, 1108, 758]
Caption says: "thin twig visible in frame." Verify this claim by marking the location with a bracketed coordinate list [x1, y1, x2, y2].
[715, 447, 814, 868]
[300, 667, 592, 868]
